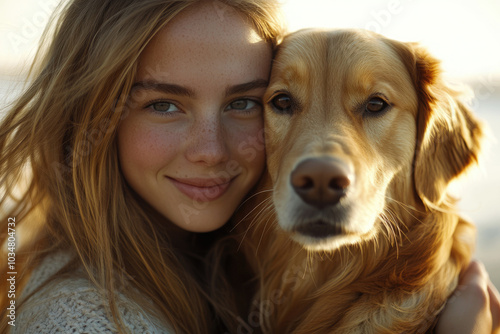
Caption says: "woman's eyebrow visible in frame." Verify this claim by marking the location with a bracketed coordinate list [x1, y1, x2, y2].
[130, 79, 268, 97]
[226, 79, 269, 96]
[131, 81, 195, 97]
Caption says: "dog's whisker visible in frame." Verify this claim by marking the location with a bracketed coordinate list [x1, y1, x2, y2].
[381, 211, 398, 243]
[305, 251, 319, 288]
[380, 206, 411, 259]
[382, 208, 402, 239]
[241, 199, 274, 235]
[255, 204, 278, 253]
[236, 197, 274, 251]
[419, 197, 461, 215]
[236, 188, 273, 210]
[388, 207, 407, 240]
[379, 211, 400, 257]
[231, 195, 273, 232]
[371, 231, 379, 256]
[366, 187, 426, 230]
[382, 198, 423, 243]
[341, 244, 354, 269]
[379, 193, 427, 225]
[373, 189, 421, 212]
[385, 197, 419, 212]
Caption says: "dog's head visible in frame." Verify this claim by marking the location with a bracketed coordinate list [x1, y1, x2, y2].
[264, 29, 483, 251]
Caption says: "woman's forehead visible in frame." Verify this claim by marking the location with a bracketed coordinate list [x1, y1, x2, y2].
[155, 1, 263, 48]
[135, 2, 272, 87]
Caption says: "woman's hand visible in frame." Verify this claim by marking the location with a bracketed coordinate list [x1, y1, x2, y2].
[436, 260, 500, 334]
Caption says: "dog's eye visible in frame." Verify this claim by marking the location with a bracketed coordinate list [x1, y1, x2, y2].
[270, 94, 293, 114]
[365, 97, 389, 113]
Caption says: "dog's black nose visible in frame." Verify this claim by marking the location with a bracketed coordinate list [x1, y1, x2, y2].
[291, 158, 352, 209]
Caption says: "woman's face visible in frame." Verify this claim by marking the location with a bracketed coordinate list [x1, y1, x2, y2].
[118, 2, 271, 232]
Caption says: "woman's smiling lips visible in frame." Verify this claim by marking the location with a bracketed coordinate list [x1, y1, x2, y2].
[167, 176, 235, 202]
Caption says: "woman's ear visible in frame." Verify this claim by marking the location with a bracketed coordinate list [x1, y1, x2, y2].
[391, 40, 485, 208]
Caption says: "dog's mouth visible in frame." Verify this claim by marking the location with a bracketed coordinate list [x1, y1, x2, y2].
[293, 219, 343, 238]
[278, 156, 380, 249]
[283, 194, 377, 250]
[282, 156, 357, 245]
[289, 213, 376, 251]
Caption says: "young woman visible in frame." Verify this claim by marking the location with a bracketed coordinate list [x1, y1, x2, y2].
[0, 0, 498, 333]
[0, 1, 282, 333]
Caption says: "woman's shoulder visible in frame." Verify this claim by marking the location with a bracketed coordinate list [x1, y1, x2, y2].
[14, 251, 173, 334]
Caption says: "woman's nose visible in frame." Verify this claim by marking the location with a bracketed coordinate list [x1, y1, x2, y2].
[185, 117, 230, 166]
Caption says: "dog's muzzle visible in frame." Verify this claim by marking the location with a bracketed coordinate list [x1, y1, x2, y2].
[290, 157, 354, 238]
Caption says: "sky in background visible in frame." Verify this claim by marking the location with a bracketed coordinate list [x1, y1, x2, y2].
[282, 0, 500, 79]
[1, 0, 500, 79]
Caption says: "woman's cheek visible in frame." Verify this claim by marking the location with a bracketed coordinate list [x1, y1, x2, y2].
[231, 118, 266, 166]
[118, 118, 183, 181]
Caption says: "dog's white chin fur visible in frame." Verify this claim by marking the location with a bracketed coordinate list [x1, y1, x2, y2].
[275, 194, 383, 251]
[291, 233, 363, 251]
[287, 222, 380, 251]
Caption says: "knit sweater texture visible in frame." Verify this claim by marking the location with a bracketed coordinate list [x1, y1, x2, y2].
[12, 251, 173, 334]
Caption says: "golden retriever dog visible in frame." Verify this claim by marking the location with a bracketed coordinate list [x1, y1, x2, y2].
[236, 29, 484, 333]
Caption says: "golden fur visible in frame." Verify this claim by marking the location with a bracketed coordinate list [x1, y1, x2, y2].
[237, 29, 484, 333]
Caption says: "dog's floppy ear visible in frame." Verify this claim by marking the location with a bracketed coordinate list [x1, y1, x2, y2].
[390, 40, 484, 208]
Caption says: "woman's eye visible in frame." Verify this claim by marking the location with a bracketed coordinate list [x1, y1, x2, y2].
[147, 101, 180, 114]
[270, 94, 293, 114]
[365, 97, 389, 113]
[226, 99, 258, 111]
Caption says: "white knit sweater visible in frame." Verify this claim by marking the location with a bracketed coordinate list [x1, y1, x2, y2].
[12, 251, 173, 334]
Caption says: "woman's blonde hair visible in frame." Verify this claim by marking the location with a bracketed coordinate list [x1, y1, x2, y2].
[0, 0, 285, 332]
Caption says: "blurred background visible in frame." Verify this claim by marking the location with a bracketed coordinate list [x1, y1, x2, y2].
[1, 0, 499, 285]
